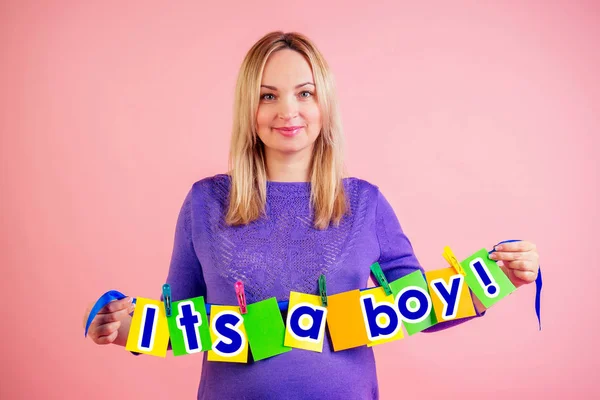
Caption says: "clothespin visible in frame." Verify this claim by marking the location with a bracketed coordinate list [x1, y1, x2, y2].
[370, 262, 392, 295]
[442, 246, 466, 276]
[235, 281, 247, 314]
[318, 274, 327, 307]
[162, 283, 172, 317]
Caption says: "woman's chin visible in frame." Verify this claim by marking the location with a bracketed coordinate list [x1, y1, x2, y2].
[266, 144, 313, 157]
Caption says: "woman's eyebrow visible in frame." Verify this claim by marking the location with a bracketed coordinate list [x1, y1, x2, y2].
[260, 82, 315, 90]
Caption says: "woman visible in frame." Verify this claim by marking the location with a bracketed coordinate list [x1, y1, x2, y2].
[85, 31, 540, 399]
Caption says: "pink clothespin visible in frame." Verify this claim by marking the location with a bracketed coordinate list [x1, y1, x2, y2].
[235, 281, 247, 314]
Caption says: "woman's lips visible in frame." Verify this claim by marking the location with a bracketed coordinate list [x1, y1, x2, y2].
[274, 126, 303, 137]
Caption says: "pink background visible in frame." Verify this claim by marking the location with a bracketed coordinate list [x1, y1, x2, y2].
[2, 1, 598, 399]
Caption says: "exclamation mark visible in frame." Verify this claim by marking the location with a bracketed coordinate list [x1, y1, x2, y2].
[470, 258, 499, 298]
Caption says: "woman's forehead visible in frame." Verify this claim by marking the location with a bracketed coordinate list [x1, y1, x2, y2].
[261, 50, 314, 88]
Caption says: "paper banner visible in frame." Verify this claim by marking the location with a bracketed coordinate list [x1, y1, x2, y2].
[167, 296, 212, 356]
[326, 289, 369, 351]
[207, 305, 248, 363]
[461, 248, 516, 308]
[359, 287, 404, 347]
[125, 297, 170, 357]
[425, 268, 476, 322]
[87, 241, 535, 363]
[389, 271, 437, 336]
[243, 297, 292, 361]
[284, 292, 327, 352]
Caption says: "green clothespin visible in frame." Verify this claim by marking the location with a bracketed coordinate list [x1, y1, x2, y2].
[162, 283, 172, 317]
[319, 274, 327, 307]
[370, 262, 392, 295]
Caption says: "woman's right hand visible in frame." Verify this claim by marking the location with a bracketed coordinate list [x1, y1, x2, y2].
[84, 296, 136, 346]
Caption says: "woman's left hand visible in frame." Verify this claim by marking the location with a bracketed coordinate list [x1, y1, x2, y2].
[489, 241, 539, 288]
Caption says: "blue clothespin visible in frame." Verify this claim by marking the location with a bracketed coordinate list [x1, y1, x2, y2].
[162, 283, 171, 317]
[370, 262, 392, 295]
[319, 274, 327, 307]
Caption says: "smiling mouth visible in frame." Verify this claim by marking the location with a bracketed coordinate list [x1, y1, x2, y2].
[274, 127, 303, 137]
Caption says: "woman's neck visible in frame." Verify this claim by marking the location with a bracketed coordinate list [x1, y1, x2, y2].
[265, 148, 312, 182]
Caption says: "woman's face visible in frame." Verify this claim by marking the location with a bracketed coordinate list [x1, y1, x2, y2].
[256, 49, 322, 161]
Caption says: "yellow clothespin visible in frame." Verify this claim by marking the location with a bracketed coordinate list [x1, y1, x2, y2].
[442, 246, 466, 276]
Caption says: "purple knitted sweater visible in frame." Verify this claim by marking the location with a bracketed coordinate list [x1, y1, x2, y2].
[164, 174, 481, 399]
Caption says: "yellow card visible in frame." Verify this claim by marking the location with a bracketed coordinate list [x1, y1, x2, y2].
[284, 292, 327, 352]
[125, 297, 170, 357]
[207, 305, 248, 363]
[426, 267, 476, 321]
[359, 287, 404, 347]
[326, 290, 369, 351]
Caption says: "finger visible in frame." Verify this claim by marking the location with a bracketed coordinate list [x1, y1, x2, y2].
[501, 260, 532, 271]
[495, 241, 536, 252]
[490, 251, 526, 261]
[95, 330, 119, 345]
[491, 250, 539, 263]
[512, 269, 537, 283]
[95, 320, 122, 337]
[99, 297, 133, 314]
[94, 305, 135, 325]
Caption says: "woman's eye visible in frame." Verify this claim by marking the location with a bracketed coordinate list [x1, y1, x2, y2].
[300, 91, 313, 98]
[261, 93, 275, 101]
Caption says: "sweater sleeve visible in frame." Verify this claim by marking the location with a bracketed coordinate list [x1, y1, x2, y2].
[373, 188, 484, 333]
[373, 188, 425, 282]
[131, 187, 206, 356]
[163, 185, 207, 302]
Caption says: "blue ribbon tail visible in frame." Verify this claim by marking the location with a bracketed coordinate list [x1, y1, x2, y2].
[84, 290, 135, 337]
[535, 266, 542, 330]
[492, 239, 542, 331]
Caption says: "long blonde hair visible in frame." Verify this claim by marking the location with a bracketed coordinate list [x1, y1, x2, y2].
[226, 31, 348, 230]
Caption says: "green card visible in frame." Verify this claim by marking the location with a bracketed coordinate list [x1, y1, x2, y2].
[461, 248, 516, 308]
[167, 296, 212, 356]
[243, 297, 292, 361]
[390, 270, 438, 335]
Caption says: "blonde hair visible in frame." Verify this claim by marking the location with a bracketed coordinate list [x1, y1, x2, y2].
[226, 31, 348, 230]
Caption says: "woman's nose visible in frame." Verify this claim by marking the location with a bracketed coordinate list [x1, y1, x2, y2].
[278, 97, 298, 119]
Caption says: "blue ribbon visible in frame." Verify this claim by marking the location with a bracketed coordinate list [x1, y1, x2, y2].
[489, 239, 542, 330]
[84, 290, 137, 337]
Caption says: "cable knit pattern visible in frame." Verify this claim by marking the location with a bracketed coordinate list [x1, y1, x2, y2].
[163, 173, 481, 400]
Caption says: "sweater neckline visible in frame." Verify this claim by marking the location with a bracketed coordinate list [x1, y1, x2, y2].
[266, 180, 311, 196]
[266, 180, 311, 185]
[220, 174, 351, 197]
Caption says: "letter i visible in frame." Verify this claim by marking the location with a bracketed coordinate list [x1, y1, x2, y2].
[139, 305, 159, 351]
